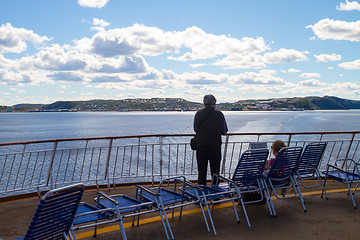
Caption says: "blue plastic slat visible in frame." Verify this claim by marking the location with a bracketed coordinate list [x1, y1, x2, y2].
[326, 171, 360, 182]
[23, 185, 84, 240]
[267, 147, 302, 186]
[141, 188, 189, 207]
[98, 195, 148, 214]
[297, 142, 327, 175]
[73, 203, 109, 225]
[232, 149, 268, 188]
[185, 186, 226, 201]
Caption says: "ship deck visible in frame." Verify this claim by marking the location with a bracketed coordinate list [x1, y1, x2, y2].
[1, 180, 360, 240]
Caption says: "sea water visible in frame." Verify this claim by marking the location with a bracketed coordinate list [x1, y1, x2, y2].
[0, 110, 359, 143]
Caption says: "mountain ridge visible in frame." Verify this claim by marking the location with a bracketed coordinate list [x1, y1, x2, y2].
[2, 96, 360, 112]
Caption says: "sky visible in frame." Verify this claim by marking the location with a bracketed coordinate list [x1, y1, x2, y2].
[0, 0, 360, 106]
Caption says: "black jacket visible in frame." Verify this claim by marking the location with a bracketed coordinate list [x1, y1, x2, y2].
[193, 106, 228, 147]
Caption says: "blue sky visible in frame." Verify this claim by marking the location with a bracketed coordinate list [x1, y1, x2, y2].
[0, 0, 359, 105]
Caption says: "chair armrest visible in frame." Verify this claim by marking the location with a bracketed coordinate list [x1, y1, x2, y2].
[326, 164, 343, 172]
[185, 180, 204, 191]
[117, 201, 153, 211]
[136, 185, 160, 196]
[213, 174, 237, 187]
[174, 178, 204, 191]
[330, 159, 360, 174]
[159, 176, 186, 188]
[97, 191, 119, 206]
[75, 207, 114, 218]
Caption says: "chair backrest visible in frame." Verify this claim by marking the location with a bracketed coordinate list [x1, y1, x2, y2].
[24, 183, 84, 240]
[296, 142, 327, 175]
[249, 142, 268, 150]
[268, 147, 303, 185]
[232, 149, 269, 187]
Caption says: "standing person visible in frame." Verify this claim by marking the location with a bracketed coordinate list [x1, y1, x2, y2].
[193, 94, 228, 185]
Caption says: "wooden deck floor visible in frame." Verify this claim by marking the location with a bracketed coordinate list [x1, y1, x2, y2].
[1, 180, 359, 240]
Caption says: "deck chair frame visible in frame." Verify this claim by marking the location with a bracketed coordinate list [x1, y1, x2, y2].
[136, 176, 200, 240]
[19, 183, 84, 240]
[262, 146, 305, 216]
[322, 158, 360, 209]
[214, 149, 273, 216]
[296, 142, 328, 199]
[72, 191, 154, 240]
[179, 176, 247, 236]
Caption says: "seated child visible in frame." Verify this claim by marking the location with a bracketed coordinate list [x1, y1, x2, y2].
[263, 139, 287, 196]
[263, 139, 286, 176]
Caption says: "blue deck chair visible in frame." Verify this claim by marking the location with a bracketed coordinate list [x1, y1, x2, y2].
[72, 192, 154, 240]
[214, 149, 272, 216]
[322, 159, 360, 209]
[72, 201, 113, 237]
[179, 177, 246, 236]
[230, 149, 272, 214]
[18, 183, 84, 240]
[262, 146, 305, 216]
[136, 176, 199, 240]
[296, 142, 328, 199]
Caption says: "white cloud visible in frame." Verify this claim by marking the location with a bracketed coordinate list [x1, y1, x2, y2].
[337, 0, 360, 11]
[2, 22, 359, 104]
[306, 18, 360, 42]
[200, 86, 234, 93]
[213, 54, 266, 69]
[288, 68, 301, 73]
[263, 48, 308, 63]
[90, 18, 110, 32]
[78, 0, 109, 8]
[338, 59, 360, 69]
[300, 72, 321, 78]
[298, 79, 325, 87]
[189, 63, 207, 68]
[1, 43, 151, 82]
[76, 24, 180, 58]
[0, 23, 50, 53]
[76, 24, 269, 60]
[230, 70, 285, 86]
[314, 53, 341, 62]
[170, 27, 269, 61]
[93, 18, 110, 27]
[328, 82, 360, 95]
[206, 49, 307, 70]
[0, 69, 25, 85]
[181, 71, 227, 85]
[9, 87, 25, 93]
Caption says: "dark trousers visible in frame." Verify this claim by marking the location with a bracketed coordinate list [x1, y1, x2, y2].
[196, 145, 221, 185]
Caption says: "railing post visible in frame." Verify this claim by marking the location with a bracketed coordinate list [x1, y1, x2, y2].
[46, 141, 58, 188]
[159, 136, 163, 180]
[345, 133, 356, 159]
[105, 139, 113, 188]
[137, 137, 141, 177]
[287, 134, 292, 147]
[13, 144, 26, 192]
[221, 135, 230, 175]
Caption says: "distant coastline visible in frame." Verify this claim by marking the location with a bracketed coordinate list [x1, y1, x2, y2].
[1, 95, 360, 112]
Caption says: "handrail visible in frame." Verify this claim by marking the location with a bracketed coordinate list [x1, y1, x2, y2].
[1, 131, 359, 146]
[0, 131, 359, 198]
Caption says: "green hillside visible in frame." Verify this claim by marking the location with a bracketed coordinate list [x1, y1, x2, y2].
[1, 96, 360, 112]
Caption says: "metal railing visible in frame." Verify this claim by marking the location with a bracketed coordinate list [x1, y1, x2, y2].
[1, 131, 359, 198]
